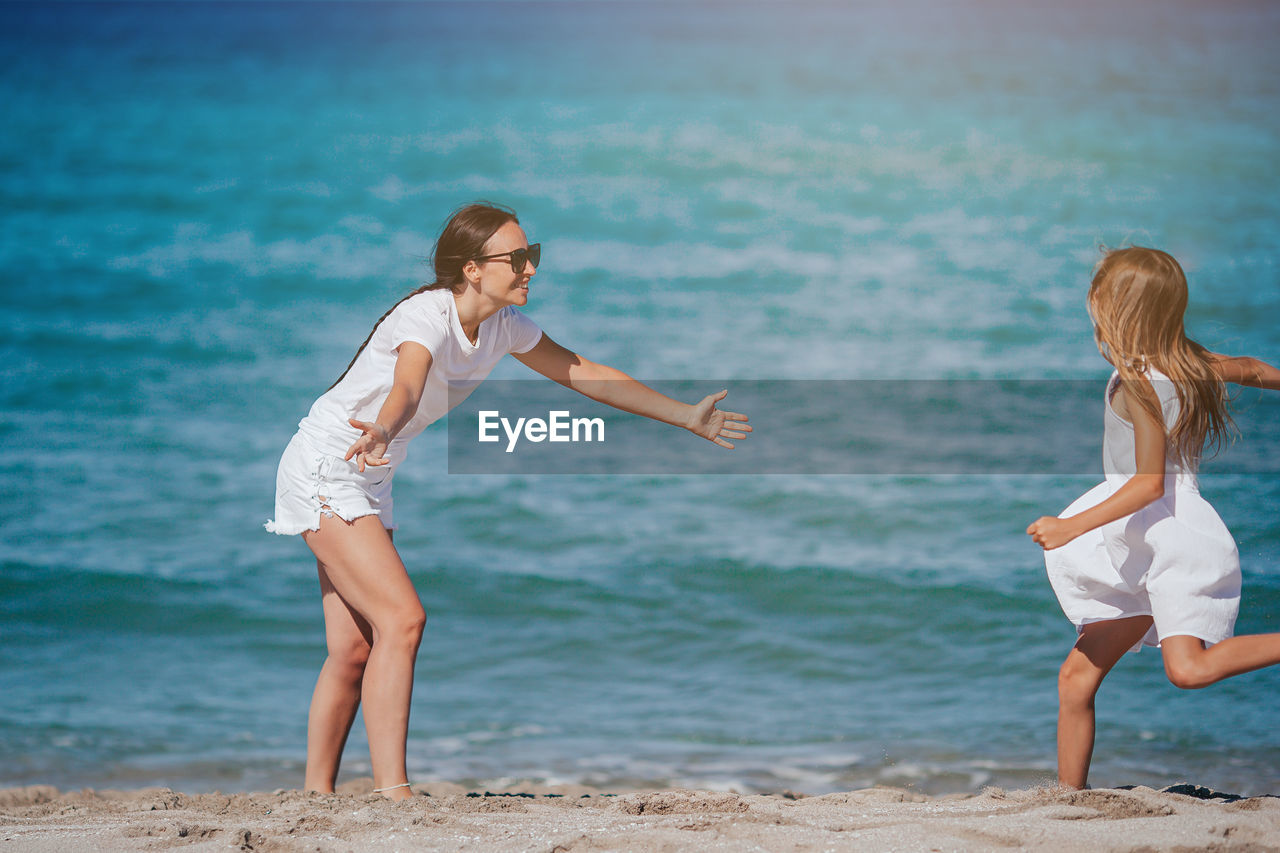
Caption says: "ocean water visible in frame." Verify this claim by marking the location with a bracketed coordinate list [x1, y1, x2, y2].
[2, 0, 1279, 796]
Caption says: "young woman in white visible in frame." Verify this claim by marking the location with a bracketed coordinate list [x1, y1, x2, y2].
[267, 203, 751, 799]
[1027, 246, 1280, 790]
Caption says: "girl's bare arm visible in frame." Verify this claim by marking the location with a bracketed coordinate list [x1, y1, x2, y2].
[1209, 353, 1280, 391]
[1027, 376, 1167, 550]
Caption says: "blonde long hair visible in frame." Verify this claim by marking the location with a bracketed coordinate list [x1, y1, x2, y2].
[1087, 246, 1234, 465]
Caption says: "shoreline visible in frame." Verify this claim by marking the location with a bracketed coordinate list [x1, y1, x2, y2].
[4, 780, 1277, 852]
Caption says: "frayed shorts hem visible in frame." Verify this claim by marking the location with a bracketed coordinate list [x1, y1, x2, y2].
[266, 432, 396, 537]
[264, 507, 388, 537]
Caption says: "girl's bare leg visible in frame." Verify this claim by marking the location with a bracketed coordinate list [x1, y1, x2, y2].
[303, 516, 424, 801]
[1056, 615, 1154, 790]
[1160, 632, 1280, 689]
[303, 565, 373, 793]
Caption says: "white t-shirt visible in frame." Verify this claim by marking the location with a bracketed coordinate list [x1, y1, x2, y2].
[297, 288, 543, 465]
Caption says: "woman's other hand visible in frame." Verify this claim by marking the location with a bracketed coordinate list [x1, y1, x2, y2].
[344, 419, 391, 471]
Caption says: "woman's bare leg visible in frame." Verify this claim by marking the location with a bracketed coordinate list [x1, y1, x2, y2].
[1161, 632, 1280, 689]
[303, 516, 424, 800]
[1056, 615, 1154, 789]
[304, 564, 373, 793]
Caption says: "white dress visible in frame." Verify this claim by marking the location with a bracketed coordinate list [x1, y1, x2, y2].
[1045, 369, 1240, 650]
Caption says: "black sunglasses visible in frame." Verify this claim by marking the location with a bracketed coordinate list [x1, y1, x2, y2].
[473, 243, 541, 274]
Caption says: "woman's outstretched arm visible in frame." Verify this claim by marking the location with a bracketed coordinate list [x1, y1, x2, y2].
[513, 334, 751, 448]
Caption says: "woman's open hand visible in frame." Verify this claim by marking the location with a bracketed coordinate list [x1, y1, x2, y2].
[344, 418, 391, 472]
[687, 390, 752, 449]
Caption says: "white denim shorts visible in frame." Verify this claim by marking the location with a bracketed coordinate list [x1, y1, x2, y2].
[264, 432, 396, 535]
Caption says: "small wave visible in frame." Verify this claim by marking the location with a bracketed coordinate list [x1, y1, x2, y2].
[108, 224, 431, 281]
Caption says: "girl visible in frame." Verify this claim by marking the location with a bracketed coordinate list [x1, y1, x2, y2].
[266, 202, 751, 800]
[1027, 246, 1280, 791]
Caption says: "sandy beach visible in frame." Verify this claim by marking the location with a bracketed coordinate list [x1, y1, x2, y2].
[3, 781, 1277, 852]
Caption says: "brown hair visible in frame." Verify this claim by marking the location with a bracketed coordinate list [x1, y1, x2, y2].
[327, 202, 518, 390]
[1087, 246, 1234, 465]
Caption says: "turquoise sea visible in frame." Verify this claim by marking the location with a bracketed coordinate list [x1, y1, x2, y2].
[2, 0, 1279, 796]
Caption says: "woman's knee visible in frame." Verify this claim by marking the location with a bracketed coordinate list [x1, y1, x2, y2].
[378, 606, 427, 649]
[328, 634, 372, 677]
[404, 606, 428, 643]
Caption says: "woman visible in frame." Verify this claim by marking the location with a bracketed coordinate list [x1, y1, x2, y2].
[266, 203, 751, 799]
